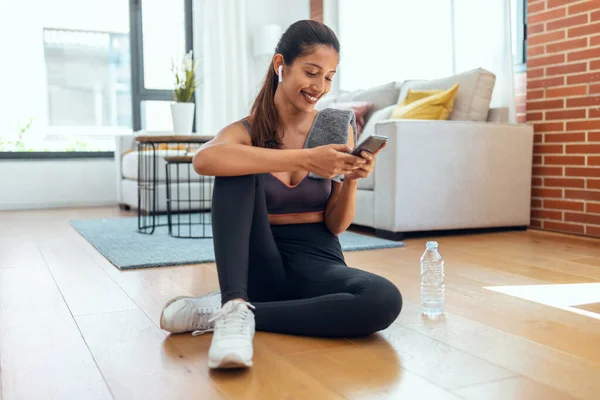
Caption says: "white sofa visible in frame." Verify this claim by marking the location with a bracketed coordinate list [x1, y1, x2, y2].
[317, 68, 534, 239]
[353, 119, 533, 239]
[116, 68, 534, 238]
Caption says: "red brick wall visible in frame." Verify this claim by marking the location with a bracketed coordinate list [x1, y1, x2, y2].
[527, 0, 600, 237]
[310, 0, 323, 22]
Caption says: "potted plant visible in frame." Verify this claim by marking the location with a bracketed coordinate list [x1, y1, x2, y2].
[170, 50, 199, 134]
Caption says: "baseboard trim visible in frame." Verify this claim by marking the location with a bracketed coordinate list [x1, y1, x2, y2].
[349, 224, 529, 241]
[0, 201, 118, 211]
[398, 225, 528, 239]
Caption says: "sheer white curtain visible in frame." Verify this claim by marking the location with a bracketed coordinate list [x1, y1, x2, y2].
[336, 0, 516, 122]
[337, 0, 454, 92]
[194, 0, 252, 134]
[453, 0, 516, 122]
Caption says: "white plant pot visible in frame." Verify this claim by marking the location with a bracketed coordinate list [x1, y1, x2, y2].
[170, 102, 195, 134]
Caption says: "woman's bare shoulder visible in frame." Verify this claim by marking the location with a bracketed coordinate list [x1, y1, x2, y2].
[209, 119, 252, 146]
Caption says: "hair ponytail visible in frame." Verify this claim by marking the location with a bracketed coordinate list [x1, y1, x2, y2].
[248, 20, 340, 149]
[249, 66, 281, 149]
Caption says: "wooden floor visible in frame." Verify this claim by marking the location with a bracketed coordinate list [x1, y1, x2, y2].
[1, 207, 599, 400]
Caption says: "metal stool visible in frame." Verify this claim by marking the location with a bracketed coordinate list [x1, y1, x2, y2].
[164, 155, 214, 238]
[135, 134, 211, 235]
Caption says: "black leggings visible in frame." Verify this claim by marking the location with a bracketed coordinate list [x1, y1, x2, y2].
[211, 174, 402, 338]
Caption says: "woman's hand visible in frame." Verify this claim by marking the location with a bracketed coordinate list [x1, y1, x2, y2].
[305, 144, 366, 179]
[343, 142, 387, 181]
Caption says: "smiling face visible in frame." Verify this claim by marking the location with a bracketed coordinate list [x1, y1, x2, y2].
[277, 44, 339, 112]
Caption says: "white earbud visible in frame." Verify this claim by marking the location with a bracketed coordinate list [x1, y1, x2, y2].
[278, 65, 283, 83]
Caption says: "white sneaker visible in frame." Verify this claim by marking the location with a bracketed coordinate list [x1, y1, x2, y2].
[160, 291, 222, 335]
[208, 300, 256, 369]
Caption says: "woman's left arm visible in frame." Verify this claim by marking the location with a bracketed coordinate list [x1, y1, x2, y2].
[325, 124, 383, 236]
[324, 175, 358, 236]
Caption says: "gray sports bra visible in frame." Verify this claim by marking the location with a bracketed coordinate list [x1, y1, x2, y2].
[239, 118, 332, 215]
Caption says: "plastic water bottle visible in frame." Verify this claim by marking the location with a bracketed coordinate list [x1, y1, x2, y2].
[420, 241, 445, 317]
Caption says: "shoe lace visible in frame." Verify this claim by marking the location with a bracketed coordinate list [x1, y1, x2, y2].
[209, 300, 255, 336]
[189, 301, 219, 336]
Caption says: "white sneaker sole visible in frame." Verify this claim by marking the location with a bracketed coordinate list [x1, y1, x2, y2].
[208, 352, 253, 369]
[159, 291, 220, 331]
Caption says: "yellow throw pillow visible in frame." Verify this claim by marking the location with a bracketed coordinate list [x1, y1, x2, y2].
[391, 83, 459, 120]
[401, 88, 443, 105]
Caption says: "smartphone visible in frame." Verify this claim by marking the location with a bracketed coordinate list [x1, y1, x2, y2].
[350, 134, 388, 156]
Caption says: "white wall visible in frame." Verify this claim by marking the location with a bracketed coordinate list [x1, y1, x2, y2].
[0, 159, 117, 210]
[246, 0, 310, 99]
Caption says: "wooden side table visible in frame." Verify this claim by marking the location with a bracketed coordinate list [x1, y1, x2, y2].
[135, 134, 213, 234]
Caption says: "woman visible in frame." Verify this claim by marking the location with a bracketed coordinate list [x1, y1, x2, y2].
[160, 20, 402, 369]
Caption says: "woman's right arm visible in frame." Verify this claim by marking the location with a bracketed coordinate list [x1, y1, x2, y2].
[193, 122, 362, 177]
[192, 122, 306, 176]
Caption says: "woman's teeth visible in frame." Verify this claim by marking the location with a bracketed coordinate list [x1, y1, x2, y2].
[301, 91, 318, 102]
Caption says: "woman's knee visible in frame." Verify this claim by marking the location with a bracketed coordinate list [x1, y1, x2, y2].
[362, 276, 403, 332]
[212, 174, 262, 206]
[214, 174, 258, 191]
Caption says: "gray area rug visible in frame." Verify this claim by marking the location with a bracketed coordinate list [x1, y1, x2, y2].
[70, 214, 405, 270]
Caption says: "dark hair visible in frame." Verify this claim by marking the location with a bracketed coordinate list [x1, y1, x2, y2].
[249, 20, 340, 148]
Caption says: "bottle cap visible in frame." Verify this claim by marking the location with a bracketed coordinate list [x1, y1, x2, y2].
[426, 241, 438, 249]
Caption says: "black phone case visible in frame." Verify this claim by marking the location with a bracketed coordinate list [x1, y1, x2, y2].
[351, 136, 387, 155]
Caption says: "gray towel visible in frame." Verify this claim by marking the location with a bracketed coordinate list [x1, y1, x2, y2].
[304, 108, 358, 182]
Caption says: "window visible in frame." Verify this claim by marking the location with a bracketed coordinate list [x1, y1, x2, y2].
[130, 0, 194, 132]
[0, 0, 193, 156]
[44, 28, 132, 128]
[337, 1, 454, 92]
[141, 0, 187, 90]
[512, 0, 527, 70]
[335, 0, 527, 93]
[0, 0, 132, 154]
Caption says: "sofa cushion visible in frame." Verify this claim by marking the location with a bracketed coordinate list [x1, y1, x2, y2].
[361, 104, 395, 142]
[354, 189, 375, 228]
[357, 167, 375, 190]
[317, 81, 400, 122]
[122, 149, 190, 181]
[487, 107, 509, 122]
[396, 68, 496, 122]
[355, 105, 396, 191]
